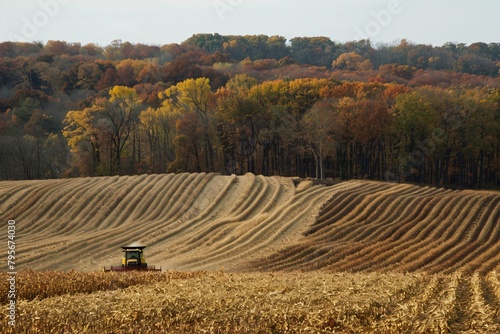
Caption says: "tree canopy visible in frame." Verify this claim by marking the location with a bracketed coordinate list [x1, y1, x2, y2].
[0, 36, 499, 189]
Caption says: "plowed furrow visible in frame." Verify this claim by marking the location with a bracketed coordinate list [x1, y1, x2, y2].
[348, 186, 449, 242]
[170, 185, 337, 270]
[307, 182, 390, 236]
[158, 176, 274, 254]
[444, 196, 500, 274]
[2, 174, 498, 274]
[7, 179, 73, 224]
[38, 176, 222, 270]
[145, 175, 257, 246]
[362, 196, 466, 273]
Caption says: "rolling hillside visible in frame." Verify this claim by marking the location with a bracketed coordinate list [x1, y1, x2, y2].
[0, 173, 499, 274]
[250, 181, 500, 275]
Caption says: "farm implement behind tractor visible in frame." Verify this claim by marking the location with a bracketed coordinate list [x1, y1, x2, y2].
[104, 245, 161, 272]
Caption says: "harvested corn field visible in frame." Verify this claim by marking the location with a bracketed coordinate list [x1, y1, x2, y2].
[251, 180, 500, 275]
[1, 270, 500, 333]
[1, 173, 500, 332]
[1, 173, 499, 273]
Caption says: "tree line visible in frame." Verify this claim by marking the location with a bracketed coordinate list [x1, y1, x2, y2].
[1, 35, 499, 73]
[0, 36, 499, 189]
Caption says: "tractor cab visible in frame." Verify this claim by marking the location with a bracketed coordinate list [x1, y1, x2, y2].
[122, 246, 146, 267]
[104, 244, 161, 272]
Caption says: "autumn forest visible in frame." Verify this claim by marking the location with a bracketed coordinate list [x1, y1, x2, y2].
[0, 34, 499, 189]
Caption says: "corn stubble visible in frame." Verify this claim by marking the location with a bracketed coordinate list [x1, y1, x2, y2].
[2, 270, 499, 333]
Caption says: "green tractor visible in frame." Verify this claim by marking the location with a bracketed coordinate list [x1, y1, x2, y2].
[104, 245, 161, 272]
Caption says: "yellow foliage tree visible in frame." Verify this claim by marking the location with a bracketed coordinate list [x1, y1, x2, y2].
[160, 78, 216, 171]
[332, 52, 373, 71]
[62, 106, 103, 175]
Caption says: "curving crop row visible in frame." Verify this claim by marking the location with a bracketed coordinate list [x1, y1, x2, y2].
[1, 174, 498, 274]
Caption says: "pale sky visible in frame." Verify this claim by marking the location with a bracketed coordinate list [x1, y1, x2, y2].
[0, 0, 499, 47]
